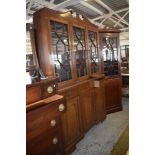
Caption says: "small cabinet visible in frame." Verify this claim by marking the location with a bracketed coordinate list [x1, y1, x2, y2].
[104, 78, 122, 113]
[26, 95, 66, 155]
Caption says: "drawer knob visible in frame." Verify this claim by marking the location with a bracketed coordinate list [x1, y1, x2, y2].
[47, 86, 53, 93]
[52, 137, 58, 144]
[59, 104, 65, 112]
[50, 120, 56, 127]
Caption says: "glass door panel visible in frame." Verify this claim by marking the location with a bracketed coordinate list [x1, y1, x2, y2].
[88, 31, 99, 73]
[50, 21, 72, 82]
[102, 37, 119, 76]
[73, 27, 88, 78]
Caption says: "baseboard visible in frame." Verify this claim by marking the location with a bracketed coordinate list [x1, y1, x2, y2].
[64, 134, 84, 155]
[106, 105, 122, 114]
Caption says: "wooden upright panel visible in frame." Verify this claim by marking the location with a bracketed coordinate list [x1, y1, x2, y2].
[78, 82, 94, 131]
[104, 77, 122, 114]
[93, 79, 106, 123]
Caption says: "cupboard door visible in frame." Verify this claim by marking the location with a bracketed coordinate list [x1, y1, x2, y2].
[94, 80, 106, 123]
[73, 27, 88, 78]
[79, 84, 94, 131]
[99, 32, 120, 76]
[61, 97, 82, 146]
[50, 21, 72, 82]
[104, 78, 122, 113]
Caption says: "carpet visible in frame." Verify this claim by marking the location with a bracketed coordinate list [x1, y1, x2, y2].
[109, 125, 129, 155]
[71, 97, 129, 155]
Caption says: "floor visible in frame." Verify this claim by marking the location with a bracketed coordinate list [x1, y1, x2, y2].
[110, 125, 129, 155]
[71, 97, 129, 155]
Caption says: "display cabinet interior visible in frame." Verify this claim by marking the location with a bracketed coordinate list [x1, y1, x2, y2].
[120, 45, 129, 74]
[99, 31, 120, 76]
[50, 20, 72, 82]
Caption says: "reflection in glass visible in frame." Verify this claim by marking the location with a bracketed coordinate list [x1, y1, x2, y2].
[73, 27, 88, 77]
[26, 30, 35, 68]
[120, 45, 129, 61]
[120, 45, 129, 74]
[51, 21, 72, 82]
[88, 31, 99, 73]
[102, 37, 119, 76]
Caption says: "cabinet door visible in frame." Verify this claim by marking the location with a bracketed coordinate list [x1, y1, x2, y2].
[99, 32, 120, 76]
[50, 21, 72, 82]
[61, 97, 82, 147]
[79, 83, 94, 131]
[94, 80, 106, 123]
[104, 78, 122, 113]
[88, 30, 100, 74]
[73, 26, 88, 79]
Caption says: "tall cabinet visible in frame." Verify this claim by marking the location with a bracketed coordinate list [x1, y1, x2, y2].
[33, 8, 106, 155]
[99, 29, 122, 114]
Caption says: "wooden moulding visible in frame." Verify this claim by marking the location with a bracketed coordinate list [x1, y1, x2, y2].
[99, 28, 121, 33]
[89, 73, 105, 80]
[33, 7, 99, 29]
[26, 94, 64, 112]
[26, 76, 58, 88]
[57, 78, 94, 94]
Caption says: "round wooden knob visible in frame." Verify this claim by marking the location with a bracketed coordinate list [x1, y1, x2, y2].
[59, 104, 65, 112]
[47, 86, 53, 93]
[52, 137, 58, 144]
[50, 120, 56, 127]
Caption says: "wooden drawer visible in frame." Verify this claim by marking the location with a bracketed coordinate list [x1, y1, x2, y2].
[26, 78, 58, 105]
[27, 115, 61, 141]
[26, 86, 42, 105]
[27, 129, 62, 155]
[27, 98, 66, 140]
[42, 82, 57, 99]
